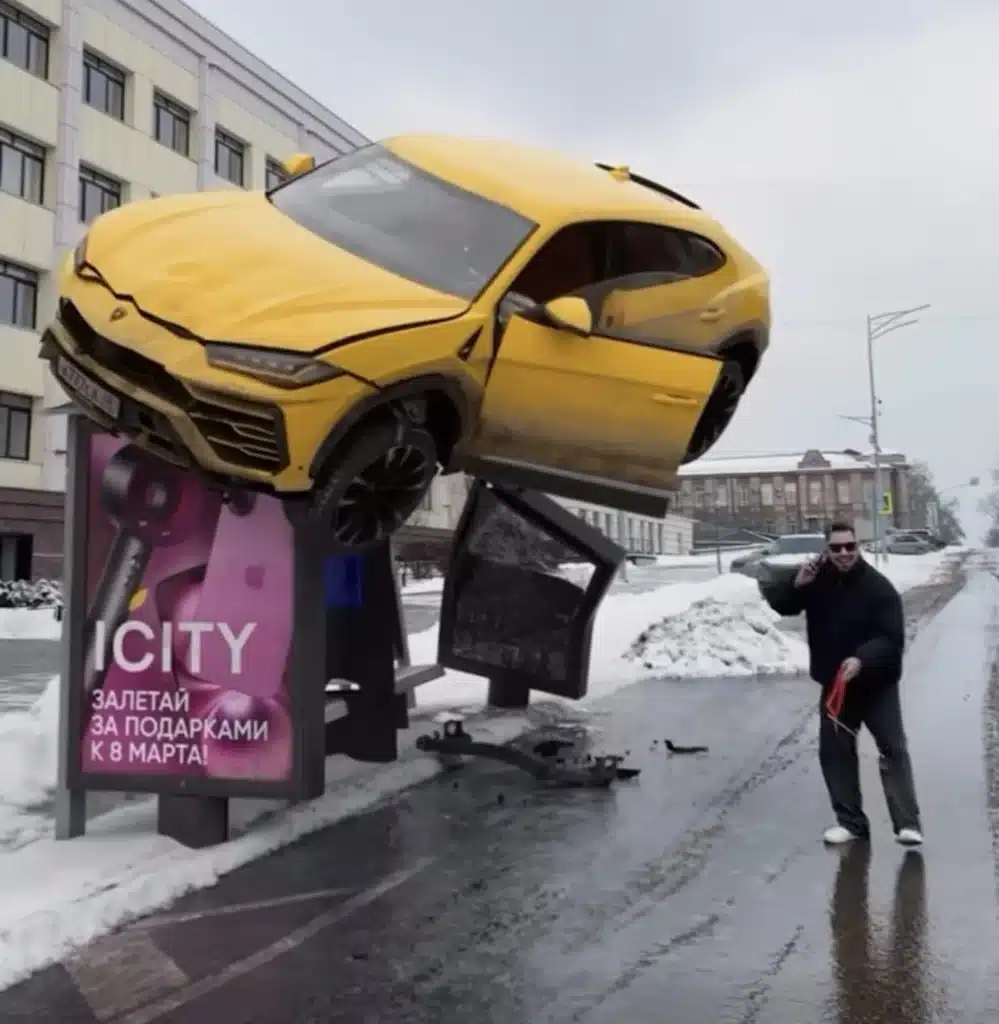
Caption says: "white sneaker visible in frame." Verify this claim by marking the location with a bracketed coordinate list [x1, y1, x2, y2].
[896, 827, 924, 846]
[823, 825, 861, 845]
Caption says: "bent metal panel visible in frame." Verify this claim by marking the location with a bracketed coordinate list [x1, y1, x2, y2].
[69, 428, 303, 793]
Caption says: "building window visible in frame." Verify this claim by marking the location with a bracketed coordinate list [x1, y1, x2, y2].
[784, 481, 798, 505]
[215, 128, 245, 186]
[79, 164, 122, 223]
[153, 92, 190, 156]
[760, 482, 774, 506]
[0, 126, 44, 203]
[83, 50, 126, 121]
[0, 2, 49, 79]
[0, 259, 37, 329]
[808, 480, 822, 505]
[836, 479, 851, 505]
[265, 157, 287, 191]
[0, 390, 31, 460]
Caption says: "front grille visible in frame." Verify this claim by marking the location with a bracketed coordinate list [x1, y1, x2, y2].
[188, 392, 286, 473]
[119, 401, 190, 468]
[60, 300, 189, 405]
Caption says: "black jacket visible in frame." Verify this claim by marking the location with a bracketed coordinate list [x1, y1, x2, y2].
[760, 558, 905, 688]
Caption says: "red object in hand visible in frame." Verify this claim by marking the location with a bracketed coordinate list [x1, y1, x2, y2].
[825, 666, 850, 721]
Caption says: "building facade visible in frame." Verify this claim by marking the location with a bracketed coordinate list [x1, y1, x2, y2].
[554, 496, 694, 556]
[404, 474, 695, 558]
[0, 0, 368, 578]
[676, 449, 912, 544]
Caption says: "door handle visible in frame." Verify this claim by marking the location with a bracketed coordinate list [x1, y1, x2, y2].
[699, 307, 726, 323]
[652, 393, 699, 407]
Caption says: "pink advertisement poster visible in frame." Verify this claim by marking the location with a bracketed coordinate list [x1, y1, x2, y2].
[79, 434, 295, 782]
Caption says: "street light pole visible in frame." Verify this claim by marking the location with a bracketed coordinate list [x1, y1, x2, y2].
[864, 305, 930, 563]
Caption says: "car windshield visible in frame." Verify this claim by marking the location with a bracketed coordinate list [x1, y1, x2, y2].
[269, 145, 537, 301]
[774, 535, 826, 554]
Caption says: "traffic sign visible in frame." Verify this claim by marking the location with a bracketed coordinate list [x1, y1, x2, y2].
[879, 490, 893, 516]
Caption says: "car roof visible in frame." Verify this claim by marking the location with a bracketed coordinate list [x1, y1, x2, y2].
[382, 133, 723, 232]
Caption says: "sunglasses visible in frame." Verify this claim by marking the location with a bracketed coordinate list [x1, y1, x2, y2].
[828, 541, 857, 554]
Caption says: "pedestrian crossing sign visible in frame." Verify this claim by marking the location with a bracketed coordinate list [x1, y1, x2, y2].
[880, 490, 893, 516]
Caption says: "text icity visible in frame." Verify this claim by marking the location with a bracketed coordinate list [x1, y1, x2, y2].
[92, 620, 256, 675]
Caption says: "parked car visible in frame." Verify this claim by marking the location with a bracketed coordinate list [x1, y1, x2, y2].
[885, 531, 934, 555]
[753, 533, 827, 584]
[903, 528, 947, 551]
[729, 546, 767, 576]
[40, 134, 770, 552]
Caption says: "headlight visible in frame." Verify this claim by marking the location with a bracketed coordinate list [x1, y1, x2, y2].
[73, 234, 89, 273]
[205, 344, 345, 389]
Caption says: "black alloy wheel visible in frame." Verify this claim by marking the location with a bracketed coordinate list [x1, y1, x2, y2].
[313, 418, 439, 552]
[683, 359, 746, 464]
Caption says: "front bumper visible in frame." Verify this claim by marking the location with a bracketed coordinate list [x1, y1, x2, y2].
[41, 301, 297, 491]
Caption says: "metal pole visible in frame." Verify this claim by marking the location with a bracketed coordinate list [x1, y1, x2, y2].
[866, 315, 885, 566]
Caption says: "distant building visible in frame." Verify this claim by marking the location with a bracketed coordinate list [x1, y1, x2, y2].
[553, 497, 694, 557]
[676, 449, 912, 543]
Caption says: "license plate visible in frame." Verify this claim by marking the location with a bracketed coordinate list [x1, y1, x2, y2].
[56, 356, 121, 419]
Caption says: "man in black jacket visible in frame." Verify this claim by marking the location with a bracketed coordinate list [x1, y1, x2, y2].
[761, 520, 923, 846]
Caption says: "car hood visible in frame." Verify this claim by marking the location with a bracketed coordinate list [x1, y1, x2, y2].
[82, 191, 468, 352]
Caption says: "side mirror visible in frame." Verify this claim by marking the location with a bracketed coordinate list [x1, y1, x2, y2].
[543, 297, 593, 337]
[282, 153, 316, 178]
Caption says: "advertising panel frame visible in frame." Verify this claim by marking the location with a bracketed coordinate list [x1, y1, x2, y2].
[58, 414, 327, 805]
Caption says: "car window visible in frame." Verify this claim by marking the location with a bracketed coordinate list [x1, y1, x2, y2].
[507, 222, 610, 308]
[612, 222, 725, 279]
[269, 145, 537, 301]
[578, 222, 730, 346]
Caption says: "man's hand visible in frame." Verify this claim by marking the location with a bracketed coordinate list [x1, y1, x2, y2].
[839, 657, 863, 683]
[794, 556, 823, 588]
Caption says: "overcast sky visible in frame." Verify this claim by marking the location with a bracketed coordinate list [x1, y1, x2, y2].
[190, 0, 998, 538]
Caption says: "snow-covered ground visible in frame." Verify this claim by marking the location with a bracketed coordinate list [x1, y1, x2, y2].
[0, 607, 61, 641]
[0, 545, 964, 989]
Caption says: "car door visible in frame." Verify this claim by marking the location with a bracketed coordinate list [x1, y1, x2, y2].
[470, 221, 723, 508]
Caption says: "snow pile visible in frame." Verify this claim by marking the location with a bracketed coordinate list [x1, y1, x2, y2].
[0, 607, 62, 641]
[0, 578, 62, 609]
[880, 547, 965, 592]
[0, 677, 61, 849]
[624, 578, 809, 679]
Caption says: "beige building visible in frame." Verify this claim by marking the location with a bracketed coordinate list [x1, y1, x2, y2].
[676, 448, 912, 544]
[0, 0, 367, 577]
[555, 497, 694, 556]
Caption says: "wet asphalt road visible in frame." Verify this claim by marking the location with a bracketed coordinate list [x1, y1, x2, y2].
[4, 562, 998, 1023]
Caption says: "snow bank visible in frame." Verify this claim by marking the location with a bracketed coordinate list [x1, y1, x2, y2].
[624, 577, 809, 678]
[0, 709, 536, 991]
[0, 608, 61, 641]
[879, 547, 964, 592]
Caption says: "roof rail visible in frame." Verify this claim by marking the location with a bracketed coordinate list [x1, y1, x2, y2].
[595, 162, 701, 210]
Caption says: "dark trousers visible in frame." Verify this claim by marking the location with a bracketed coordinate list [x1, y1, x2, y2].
[819, 681, 921, 836]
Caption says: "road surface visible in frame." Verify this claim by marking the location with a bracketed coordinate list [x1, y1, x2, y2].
[2, 557, 997, 1023]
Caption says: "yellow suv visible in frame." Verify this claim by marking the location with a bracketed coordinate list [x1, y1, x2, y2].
[41, 134, 770, 551]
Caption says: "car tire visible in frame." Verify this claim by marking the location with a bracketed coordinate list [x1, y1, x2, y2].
[682, 358, 746, 464]
[311, 414, 439, 554]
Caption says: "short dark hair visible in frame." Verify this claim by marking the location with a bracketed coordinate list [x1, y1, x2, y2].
[825, 519, 856, 539]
